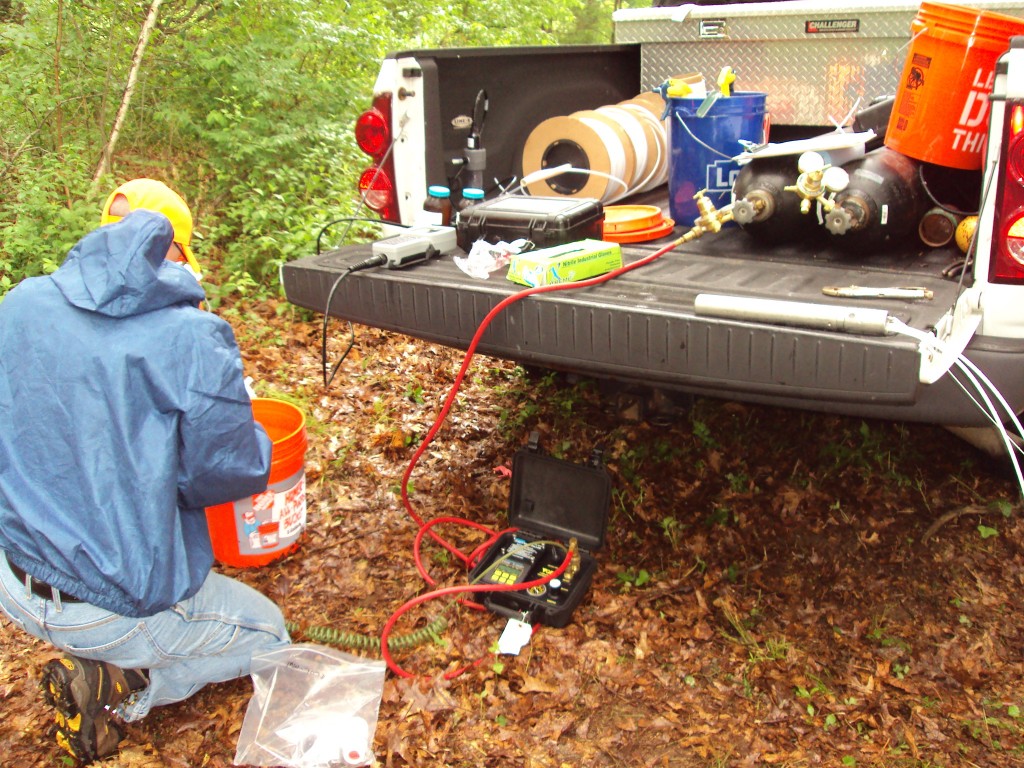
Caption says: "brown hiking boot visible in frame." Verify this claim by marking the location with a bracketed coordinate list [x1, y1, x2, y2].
[40, 655, 145, 764]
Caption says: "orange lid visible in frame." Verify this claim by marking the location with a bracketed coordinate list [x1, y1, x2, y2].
[603, 204, 665, 234]
[604, 217, 676, 243]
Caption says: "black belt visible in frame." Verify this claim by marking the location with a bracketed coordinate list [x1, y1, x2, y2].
[6, 557, 82, 603]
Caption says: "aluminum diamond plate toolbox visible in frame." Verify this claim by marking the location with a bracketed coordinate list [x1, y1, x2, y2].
[614, 0, 1024, 126]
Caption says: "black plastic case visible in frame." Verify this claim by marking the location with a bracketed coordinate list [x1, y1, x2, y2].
[455, 196, 604, 251]
[470, 433, 611, 628]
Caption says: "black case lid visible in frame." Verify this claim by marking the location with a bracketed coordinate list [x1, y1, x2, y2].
[469, 195, 602, 219]
[508, 437, 611, 551]
[455, 195, 604, 250]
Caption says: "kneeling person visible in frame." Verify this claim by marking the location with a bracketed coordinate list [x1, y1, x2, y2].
[0, 180, 290, 764]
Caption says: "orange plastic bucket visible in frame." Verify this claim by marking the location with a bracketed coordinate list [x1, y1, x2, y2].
[885, 2, 1024, 169]
[205, 398, 308, 567]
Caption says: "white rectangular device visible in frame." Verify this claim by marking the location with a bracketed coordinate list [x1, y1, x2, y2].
[371, 225, 457, 268]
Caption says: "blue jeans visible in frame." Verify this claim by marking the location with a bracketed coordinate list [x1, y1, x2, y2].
[0, 552, 290, 721]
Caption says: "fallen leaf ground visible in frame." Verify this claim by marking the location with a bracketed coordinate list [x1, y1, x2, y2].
[2, 297, 1023, 768]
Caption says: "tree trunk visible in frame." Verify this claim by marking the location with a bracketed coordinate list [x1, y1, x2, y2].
[55, 0, 69, 206]
[90, 0, 164, 192]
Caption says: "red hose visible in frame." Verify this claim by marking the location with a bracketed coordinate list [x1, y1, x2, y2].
[380, 544, 573, 678]
[384, 236, 682, 677]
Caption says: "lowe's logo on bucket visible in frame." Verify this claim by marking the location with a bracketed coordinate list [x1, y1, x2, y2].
[707, 159, 739, 196]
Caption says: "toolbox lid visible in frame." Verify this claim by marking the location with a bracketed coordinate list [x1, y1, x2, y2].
[508, 437, 611, 551]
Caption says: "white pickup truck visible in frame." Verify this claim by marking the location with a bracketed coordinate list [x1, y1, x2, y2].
[282, 0, 1024, 452]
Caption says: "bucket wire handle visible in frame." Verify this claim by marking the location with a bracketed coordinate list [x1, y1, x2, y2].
[674, 111, 735, 161]
[898, 25, 928, 54]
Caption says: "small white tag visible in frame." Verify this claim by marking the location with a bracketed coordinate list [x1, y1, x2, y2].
[497, 618, 533, 655]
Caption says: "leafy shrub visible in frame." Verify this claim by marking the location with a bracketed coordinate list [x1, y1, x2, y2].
[0, 148, 99, 293]
[1, 0, 635, 300]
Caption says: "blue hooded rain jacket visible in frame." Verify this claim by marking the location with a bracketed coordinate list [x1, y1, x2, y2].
[0, 211, 272, 617]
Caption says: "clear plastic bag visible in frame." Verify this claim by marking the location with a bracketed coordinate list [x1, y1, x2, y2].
[234, 643, 386, 767]
[453, 238, 529, 279]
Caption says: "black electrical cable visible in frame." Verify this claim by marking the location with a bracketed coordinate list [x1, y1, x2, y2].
[471, 89, 488, 144]
[918, 163, 981, 217]
[321, 271, 357, 389]
[942, 155, 998, 289]
[321, 251, 390, 388]
[315, 127, 409, 387]
[316, 217, 401, 256]
[316, 213, 412, 389]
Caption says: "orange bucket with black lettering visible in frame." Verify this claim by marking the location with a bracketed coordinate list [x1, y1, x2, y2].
[885, 2, 1024, 169]
[205, 398, 308, 567]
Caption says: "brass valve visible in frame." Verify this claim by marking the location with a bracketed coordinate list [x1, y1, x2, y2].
[784, 151, 850, 214]
[566, 537, 580, 582]
[676, 190, 735, 244]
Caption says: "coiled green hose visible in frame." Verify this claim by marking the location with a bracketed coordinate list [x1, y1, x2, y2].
[282, 540, 568, 656]
[285, 615, 448, 653]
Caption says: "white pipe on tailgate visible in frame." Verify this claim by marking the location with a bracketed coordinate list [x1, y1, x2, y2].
[693, 293, 892, 336]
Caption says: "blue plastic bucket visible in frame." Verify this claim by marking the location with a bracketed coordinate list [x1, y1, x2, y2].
[668, 92, 768, 224]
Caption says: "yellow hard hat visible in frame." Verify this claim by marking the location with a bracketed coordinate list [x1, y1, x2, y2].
[100, 179, 201, 274]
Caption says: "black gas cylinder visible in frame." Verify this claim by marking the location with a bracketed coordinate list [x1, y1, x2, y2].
[823, 146, 929, 250]
[732, 155, 823, 244]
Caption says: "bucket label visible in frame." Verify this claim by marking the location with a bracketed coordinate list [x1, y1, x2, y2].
[706, 159, 739, 199]
[894, 63, 992, 163]
[237, 469, 307, 555]
[279, 475, 306, 538]
[952, 68, 994, 156]
[895, 65, 927, 123]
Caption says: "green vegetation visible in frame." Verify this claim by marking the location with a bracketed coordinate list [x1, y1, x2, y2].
[820, 420, 921, 488]
[615, 567, 651, 589]
[1, 0, 645, 299]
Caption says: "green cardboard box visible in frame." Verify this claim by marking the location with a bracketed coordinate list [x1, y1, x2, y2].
[507, 239, 623, 287]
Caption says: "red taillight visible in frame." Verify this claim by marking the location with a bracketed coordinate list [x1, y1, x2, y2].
[354, 94, 398, 221]
[1006, 215, 1024, 265]
[355, 108, 390, 157]
[355, 94, 393, 159]
[359, 166, 396, 215]
[1012, 104, 1024, 137]
[991, 99, 1024, 283]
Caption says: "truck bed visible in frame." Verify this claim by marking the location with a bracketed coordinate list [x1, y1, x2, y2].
[282, 209, 1024, 427]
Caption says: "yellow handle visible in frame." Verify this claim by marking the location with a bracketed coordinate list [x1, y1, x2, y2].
[717, 66, 735, 97]
[666, 78, 693, 98]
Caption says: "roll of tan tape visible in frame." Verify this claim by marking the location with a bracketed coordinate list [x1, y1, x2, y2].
[572, 109, 636, 197]
[522, 91, 671, 201]
[620, 103, 668, 189]
[621, 93, 670, 187]
[620, 91, 666, 120]
[599, 105, 654, 190]
[522, 115, 614, 200]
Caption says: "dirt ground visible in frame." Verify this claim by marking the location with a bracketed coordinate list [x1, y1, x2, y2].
[1, 299, 1023, 768]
